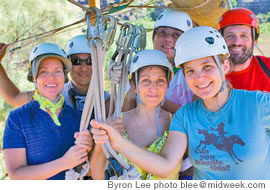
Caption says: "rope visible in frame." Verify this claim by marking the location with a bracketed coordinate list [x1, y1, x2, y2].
[7, 0, 152, 53]
[7, 19, 85, 50]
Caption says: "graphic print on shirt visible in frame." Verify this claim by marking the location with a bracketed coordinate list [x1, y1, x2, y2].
[194, 122, 245, 171]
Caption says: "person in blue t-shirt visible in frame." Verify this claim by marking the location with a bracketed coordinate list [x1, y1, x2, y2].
[90, 26, 270, 180]
[2, 43, 92, 180]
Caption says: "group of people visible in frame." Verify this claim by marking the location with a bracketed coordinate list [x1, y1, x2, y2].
[0, 7, 269, 180]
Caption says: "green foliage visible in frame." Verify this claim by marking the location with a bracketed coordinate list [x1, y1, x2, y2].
[231, 0, 237, 7]
[0, 0, 156, 179]
[0, 0, 83, 179]
[257, 12, 270, 35]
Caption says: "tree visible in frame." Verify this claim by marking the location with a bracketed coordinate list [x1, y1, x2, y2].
[0, 0, 83, 179]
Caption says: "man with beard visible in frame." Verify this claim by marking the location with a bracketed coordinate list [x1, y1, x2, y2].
[218, 7, 270, 92]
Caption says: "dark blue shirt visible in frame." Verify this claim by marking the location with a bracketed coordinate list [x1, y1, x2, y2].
[3, 101, 81, 180]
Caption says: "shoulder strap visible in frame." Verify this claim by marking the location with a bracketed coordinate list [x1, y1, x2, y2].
[256, 56, 270, 79]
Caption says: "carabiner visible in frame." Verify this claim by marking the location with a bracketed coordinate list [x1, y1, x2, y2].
[138, 26, 146, 51]
[121, 23, 136, 50]
[86, 7, 104, 43]
[103, 15, 117, 51]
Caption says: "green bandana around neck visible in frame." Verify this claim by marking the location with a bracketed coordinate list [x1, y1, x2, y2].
[33, 90, 64, 126]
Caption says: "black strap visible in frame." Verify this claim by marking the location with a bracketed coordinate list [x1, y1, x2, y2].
[256, 56, 270, 79]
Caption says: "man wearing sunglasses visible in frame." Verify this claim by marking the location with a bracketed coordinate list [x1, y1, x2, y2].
[0, 35, 110, 116]
[64, 35, 110, 113]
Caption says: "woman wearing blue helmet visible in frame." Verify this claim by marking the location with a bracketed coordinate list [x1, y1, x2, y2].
[2, 43, 92, 180]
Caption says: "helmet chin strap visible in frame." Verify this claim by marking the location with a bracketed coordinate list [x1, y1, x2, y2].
[32, 59, 38, 89]
[213, 55, 226, 93]
[250, 28, 256, 58]
[213, 55, 226, 109]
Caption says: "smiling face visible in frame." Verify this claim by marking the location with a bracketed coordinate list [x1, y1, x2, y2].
[223, 25, 254, 66]
[36, 57, 65, 101]
[183, 56, 229, 99]
[153, 27, 183, 61]
[133, 66, 168, 108]
[70, 53, 92, 93]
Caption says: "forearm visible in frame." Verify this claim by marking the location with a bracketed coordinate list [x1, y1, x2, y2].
[90, 144, 107, 179]
[8, 157, 67, 180]
[0, 64, 32, 107]
[114, 138, 177, 178]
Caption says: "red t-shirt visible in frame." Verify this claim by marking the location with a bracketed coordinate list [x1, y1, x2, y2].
[226, 56, 270, 92]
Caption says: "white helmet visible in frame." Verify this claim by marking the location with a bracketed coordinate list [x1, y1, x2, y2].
[154, 9, 193, 32]
[28, 43, 71, 82]
[129, 49, 173, 76]
[66, 35, 91, 56]
[174, 26, 230, 67]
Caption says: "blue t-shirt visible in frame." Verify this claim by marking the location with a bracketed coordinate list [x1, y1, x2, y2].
[170, 89, 270, 180]
[3, 101, 81, 180]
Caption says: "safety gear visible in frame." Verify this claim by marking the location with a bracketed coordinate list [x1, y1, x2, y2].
[27, 43, 71, 82]
[66, 35, 91, 56]
[175, 26, 230, 94]
[70, 55, 92, 66]
[218, 8, 259, 38]
[154, 9, 193, 32]
[129, 49, 173, 76]
[175, 26, 229, 67]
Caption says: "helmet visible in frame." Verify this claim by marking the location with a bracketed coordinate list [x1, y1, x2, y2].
[129, 49, 173, 76]
[27, 43, 71, 82]
[66, 35, 91, 56]
[154, 9, 193, 32]
[218, 8, 259, 38]
[174, 26, 229, 67]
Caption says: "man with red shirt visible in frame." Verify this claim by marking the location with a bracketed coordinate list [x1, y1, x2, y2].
[218, 8, 270, 92]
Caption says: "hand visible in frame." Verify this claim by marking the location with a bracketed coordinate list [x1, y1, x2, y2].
[107, 61, 122, 84]
[61, 145, 89, 170]
[90, 119, 123, 150]
[74, 129, 93, 152]
[0, 43, 8, 62]
[106, 117, 125, 135]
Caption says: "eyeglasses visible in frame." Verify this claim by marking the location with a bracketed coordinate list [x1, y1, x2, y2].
[155, 28, 183, 40]
[71, 56, 92, 66]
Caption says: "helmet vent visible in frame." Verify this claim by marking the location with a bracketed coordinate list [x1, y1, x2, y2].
[157, 14, 163, 20]
[33, 47, 38, 53]
[69, 42, 74, 48]
[250, 14, 255, 20]
[205, 37, 214, 45]
[186, 20, 191, 27]
[133, 55, 139, 63]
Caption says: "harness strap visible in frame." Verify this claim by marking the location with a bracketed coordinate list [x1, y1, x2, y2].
[256, 56, 270, 79]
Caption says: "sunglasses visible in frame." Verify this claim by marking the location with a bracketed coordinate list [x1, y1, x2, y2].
[71, 56, 92, 66]
[155, 29, 183, 40]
